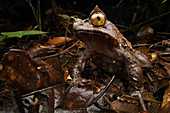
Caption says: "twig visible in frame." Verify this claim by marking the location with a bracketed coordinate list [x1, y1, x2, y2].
[146, 72, 154, 82]
[67, 10, 86, 17]
[122, 95, 162, 104]
[62, 19, 71, 50]
[129, 12, 137, 27]
[132, 44, 151, 48]
[157, 32, 170, 35]
[122, 11, 170, 32]
[40, 52, 62, 60]
[41, 40, 80, 59]
[51, 0, 72, 35]
[132, 39, 170, 48]
[88, 75, 115, 107]
[115, 0, 123, 8]
[60, 40, 80, 54]
[26, 0, 38, 23]
[38, 0, 42, 31]
[22, 83, 65, 98]
[104, 96, 120, 113]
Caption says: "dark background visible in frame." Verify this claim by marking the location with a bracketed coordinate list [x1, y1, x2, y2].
[0, 0, 169, 32]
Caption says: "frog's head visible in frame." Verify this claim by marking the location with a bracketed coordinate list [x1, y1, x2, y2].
[73, 5, 123, 48]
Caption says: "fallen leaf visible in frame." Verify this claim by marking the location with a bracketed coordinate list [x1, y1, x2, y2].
[159, 60, 170, 76]
[150, 53, 157, 61]
[1, 49, 63, 94]
[159, 81, 170, 113]
[44, 37, 72, 47]
[137, 26, 154, 37]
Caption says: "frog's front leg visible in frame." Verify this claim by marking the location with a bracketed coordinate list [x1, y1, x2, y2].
[66, 53, 88, 92]
[72, 51, 93, 85]
[73, 54, 85, 79]
[115, 48, 147, 111]
[124, 51, 144, 91]
[124, 52, 147, 111]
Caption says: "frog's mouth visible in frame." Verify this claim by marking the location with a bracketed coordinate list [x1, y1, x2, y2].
[74, 30, 119, 47]
[74, 30, 110, 42]
[76, 30, 109, 38]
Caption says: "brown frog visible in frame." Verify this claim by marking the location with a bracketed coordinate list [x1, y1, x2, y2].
[73, 5, 151, 110]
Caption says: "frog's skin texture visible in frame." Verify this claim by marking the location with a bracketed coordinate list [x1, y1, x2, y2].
[73, 6, 151, 91]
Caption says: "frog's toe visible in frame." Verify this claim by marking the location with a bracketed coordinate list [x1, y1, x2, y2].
[131, 91, 147, 111]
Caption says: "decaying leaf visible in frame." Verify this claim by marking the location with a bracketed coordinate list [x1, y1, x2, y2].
[27, 37, 72, 58]
[22, 85, 65, 113]
[137, 26, 154, 37]
[159, 60, 170, 76]
[0, 49, 63, 94]
[112, 100, 139, 113]
[162, 39, 170, 46]
[27, 43, 50, 57]
[65, 85, 98, 109]
[0, 64, 2, 71]
[136, 47, 150, 58]
[159, 81, 170, 113]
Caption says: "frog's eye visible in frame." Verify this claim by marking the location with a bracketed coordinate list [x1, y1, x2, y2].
[90, 12, 106, 27]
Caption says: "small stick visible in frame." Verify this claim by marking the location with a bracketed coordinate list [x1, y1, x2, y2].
[41, 40, 80, 59]
[122, 95, 161, 104]
[104, 96, 120, 113]
[22, 83, 65, 98]
[88, 75, 115, 107]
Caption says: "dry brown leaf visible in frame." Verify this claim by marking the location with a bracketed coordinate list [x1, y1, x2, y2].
[136, 47, 150, 58]
[159, 61, 170, 76]
[137, 26, 154, 37]
[0, 64, 2, 71]
[44, 37, 72, 47]
[150, 53, 157, 61]
[1, 49, 63, 94]
[160, 81, 170, 112]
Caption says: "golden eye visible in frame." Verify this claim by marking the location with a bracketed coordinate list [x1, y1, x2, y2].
[90, 13, 106, 27]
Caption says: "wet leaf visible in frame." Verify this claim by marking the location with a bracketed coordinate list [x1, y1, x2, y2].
[44, 36, 72, 47]
[65, 86, 96, 109]
[111, 100, 139, 113]
[159, 60, 170, 76]
[162, 39, 170, 46]
[27, 44, 50, 58]
[0, 49, 63, 94]
[142, 92, 160, 113]
[0, 64, 2, 71]
[1, 30, 47, 38]
[58, 14, 71, 19]
[161, 81, 170, 108]
[65, 81, 101, 110]
[162, 0, 167, 3]
[159, 81, 170, 113]
[0, 88, 23, 113]
[0, 35, 5, 42]
[58, 14, 78, 19]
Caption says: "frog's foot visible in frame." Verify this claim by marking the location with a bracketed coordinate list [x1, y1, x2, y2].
[73, 77, 92, 86]
[66, 76, 92, 92]
[131, 90, 147, 111]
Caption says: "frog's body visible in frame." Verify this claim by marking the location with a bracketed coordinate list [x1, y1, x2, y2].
[73, 6, 151, 91]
